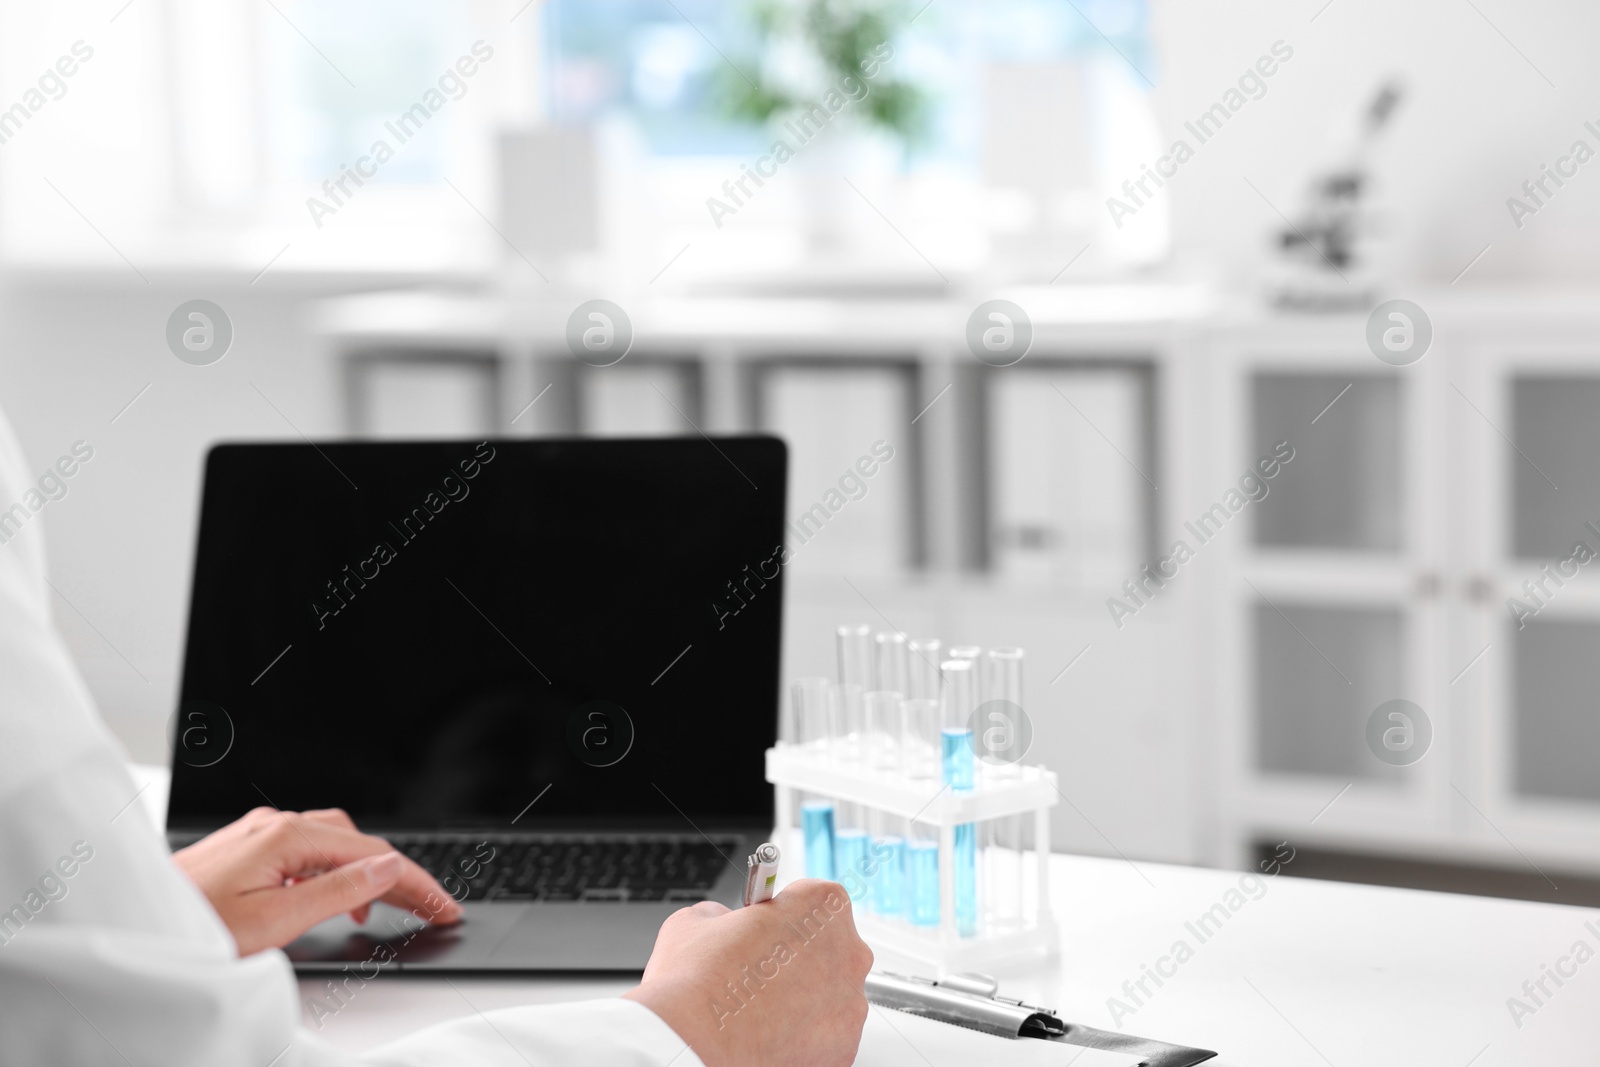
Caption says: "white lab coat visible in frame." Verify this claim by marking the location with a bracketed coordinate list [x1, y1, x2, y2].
[0, 406, 702, 1067]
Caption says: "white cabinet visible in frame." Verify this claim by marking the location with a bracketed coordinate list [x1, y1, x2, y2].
[1212, 302, 1600, 876]
[320, 287, 1600, 876]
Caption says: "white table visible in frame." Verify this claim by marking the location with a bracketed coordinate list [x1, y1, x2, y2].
[296, 850, 1595, 1066]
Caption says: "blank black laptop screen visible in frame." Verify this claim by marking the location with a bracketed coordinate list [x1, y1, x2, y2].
[168, 436, 786, 833]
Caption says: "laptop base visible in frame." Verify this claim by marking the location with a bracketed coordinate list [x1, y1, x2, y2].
[287, 898, 686, 973]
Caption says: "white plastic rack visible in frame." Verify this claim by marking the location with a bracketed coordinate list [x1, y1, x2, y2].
[766, 743, 1060, 973]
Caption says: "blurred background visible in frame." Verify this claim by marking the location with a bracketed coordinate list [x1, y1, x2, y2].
[4, 0, 1600, 903]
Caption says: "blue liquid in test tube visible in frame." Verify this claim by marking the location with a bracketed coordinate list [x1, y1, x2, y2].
[870, 836, 906, 915]
[941, 728, 975, 789]
[835, 828, 869, 901]
[802, 801, 836, 879]
[942, 728, 978, 937]
[907, 839, 940, 925]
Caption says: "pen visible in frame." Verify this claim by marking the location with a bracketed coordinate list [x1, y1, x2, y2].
[743, 842, 780, 906]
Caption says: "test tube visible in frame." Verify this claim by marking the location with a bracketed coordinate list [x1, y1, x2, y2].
[836, 625, 873, 761]
[953, 824, 978, 937]
[791, 678, 835, 752]
[841, 686, 868, 762]
[899, 697, 940, 781]
[792, 678, 837, 879]
[985, 817, 1026, 931]
[984, 647, 1023, 699]
[802, 801, 836, 880]
[981, 648, 1026, 772]
[875, 631, 911, 694]
[940, 660, 978, 938]
[869, 811, 907, 917]
[981, 648, 1026, 930]
[902, 684, 944, 925]
[906, 638, 942, 699]
[863, 690, 902, 770]
[948, 644, 983, 663]
[834, 801, 871, 903]
[940, 659, 978, 741]
[906, 820, 940, 927]
[856, 678, 903, 911]
[836, 624, 874, 688]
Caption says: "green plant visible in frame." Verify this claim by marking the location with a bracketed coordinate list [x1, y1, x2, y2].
[718, 0, 927, 144]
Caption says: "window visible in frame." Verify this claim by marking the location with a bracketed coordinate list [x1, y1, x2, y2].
[264, 1, 475, 187]
[0, 0, 1163, 269]
[543, 0, 1156, 171]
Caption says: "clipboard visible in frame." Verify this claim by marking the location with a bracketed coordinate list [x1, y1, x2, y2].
[865, 971, 1217, 1067]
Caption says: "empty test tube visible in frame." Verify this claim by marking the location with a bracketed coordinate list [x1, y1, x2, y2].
[985, 816, 1026, 931]
[952, 823, 978, 936]
[836, 625, 873, 761]
[791, 677, 835, 750]
[863, 690, 902, 770]
[984, 647, 1024, 702]
[836, 624, 874, 688]
[907, 638, 942, 699]
[980, 648, 1026, 770]
[875, 631, 911, 694]
[899, 697, 940, 780]
[982, 648, 1027, 929]
[835, 686, 865, 762]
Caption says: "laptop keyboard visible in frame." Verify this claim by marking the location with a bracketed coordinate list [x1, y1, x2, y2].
[388, 835, 739, 903]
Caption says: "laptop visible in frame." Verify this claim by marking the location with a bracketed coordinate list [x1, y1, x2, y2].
[166, 436, 787, 972]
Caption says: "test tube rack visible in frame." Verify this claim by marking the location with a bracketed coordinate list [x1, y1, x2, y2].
[766, 744, 1060, 974]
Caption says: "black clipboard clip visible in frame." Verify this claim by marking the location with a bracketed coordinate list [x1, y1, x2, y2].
[865, 971, 1217, 1067]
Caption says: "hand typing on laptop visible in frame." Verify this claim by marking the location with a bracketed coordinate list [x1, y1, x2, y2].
[172, 805, 872, 1067]
[2, 411, 835, 1064]
[172, 806, 464, 957]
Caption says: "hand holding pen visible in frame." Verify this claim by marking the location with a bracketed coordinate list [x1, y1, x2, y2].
[625, 845, 873, 1067]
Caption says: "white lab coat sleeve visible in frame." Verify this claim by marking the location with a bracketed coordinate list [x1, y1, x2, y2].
[0, 406, 703, 1067]
[361, 999, 699, 1066]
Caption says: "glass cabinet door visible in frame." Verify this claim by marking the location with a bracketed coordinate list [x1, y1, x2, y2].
[1468, 357, 1600, 843]
[1253, 601, 1405, 786]
[1511, 617, 1600, 805]
[1214, 325, 1449, 853]
[1252, 374, 1403, 553]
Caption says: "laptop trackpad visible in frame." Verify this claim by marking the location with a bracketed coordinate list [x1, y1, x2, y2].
[484, 901, 682, 971]
[285, 902, 524, 969]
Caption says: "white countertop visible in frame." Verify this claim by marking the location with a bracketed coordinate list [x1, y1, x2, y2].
[296, 849, 1596, 1066]
[130, 766, 1588, 1064]
[308, 284, 1214, 354]
[307, 283, 1600, 361]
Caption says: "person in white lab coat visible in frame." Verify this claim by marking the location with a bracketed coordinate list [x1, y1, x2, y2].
[0, 404, 871, 1067]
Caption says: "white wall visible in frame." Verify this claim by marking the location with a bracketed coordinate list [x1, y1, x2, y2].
[1149, 0, 1600, 285]
[0, 272, 342, 761]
